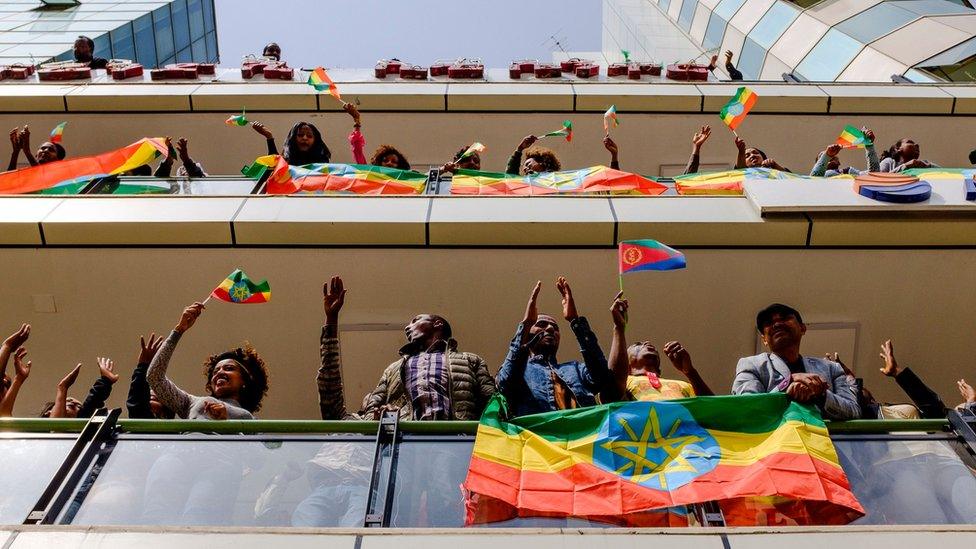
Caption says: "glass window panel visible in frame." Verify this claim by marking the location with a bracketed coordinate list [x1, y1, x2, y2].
[93, 32, 112, 59]
[834, 438, 976, 524]
[737, 37, 765, 80]
[0, 438, 75, 525]
[703, 11, 728, 49]
[110, 22, 135, 61]
[206, 30, 217, 62]
[187, 0, 204, 41]
[389, 438, 473, 527]
[714, 0, 747, 20]
[748, 1, 800, 49]
[170, 0, 190, 51]
[152, 5, 174, 62]
[69, 438, 374, 527]
[679, 0, 698, 31]
[176, 47, 191, 62]
[133, 12, 156, 67]
[202, 0, 215, 34]
[835, 3, 916, 44]
[918, 36, 976, 67]
[893, 0, 972, 16]
[190, 36, 205, 61]
[660, 0, 671, 12]
[795, 28, 862, 81]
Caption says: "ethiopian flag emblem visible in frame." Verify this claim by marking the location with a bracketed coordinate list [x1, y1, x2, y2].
[210, 269, 271, 304]
[463, 393, 863, 526]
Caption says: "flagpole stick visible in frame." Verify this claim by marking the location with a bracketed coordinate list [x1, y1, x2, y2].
[618, 273, 624, 294]
[201, 294, 212, 306]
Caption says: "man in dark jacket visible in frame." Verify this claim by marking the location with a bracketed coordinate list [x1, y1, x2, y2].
[495, 277, 611, 417]
[73, 36, 108, 69]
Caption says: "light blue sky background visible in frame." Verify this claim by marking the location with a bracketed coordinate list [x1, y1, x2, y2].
[214, 0, 602, 68]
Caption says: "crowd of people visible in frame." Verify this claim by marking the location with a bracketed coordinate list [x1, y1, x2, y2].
[1, 276, 974, 424]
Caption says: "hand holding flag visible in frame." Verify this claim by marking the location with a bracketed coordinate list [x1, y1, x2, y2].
[205, 269, 272, 305]
[458, 142, 486, 161]
[619, 239, 686, 273]
[603, 105, 618, 136]
[540, 120, 573, 142]
[836, 125, 872, 149]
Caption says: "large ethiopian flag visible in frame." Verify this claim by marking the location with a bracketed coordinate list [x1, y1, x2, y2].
[463, 393, 863, 526]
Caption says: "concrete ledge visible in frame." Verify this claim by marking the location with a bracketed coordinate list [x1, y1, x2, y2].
[447, 84, 574, 111]
[820, 85, 954, 114]
[700, 84, 828, 113]
[809, 213, 976, 246]
[190, 84, 318, 111]
[0, 197, 61, 245]
[574, 84, 702, 112]
[65, 85, 199, 112]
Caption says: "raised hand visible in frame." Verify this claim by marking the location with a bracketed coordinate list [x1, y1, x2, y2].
[98, 356, 118, 384]
[825, 144, 842, 157]
[139, 333, 163, 365]
[663, 341, 693, 374]
[251, 121, 273, 140]
[879, 340, 899, 377]
[342, 102, 361, 124]
[958, 379, 976, 404]
[3, 324, 30, 350]
[522, 281, 542, 328]
[58, 363, 82, 391]
[9, 128, 18, 148]
[610, 291, 627, 329]
[863, 128, 875, 144]
[13, 348, 31, 381]
[734, 136, 746, 153]
[176, 137, 190, 162]
[174, 302, 205, 333]
[516, 135, 538, 152]
[555, 276, 578, 321]
[603, 136, 618, 156]
[323, 275, 346, 323]
[19, 125, 30, 151]
[692, 125, 711, 154]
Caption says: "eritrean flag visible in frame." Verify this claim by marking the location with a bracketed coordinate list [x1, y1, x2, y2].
[246, 155, 427, 195]
[225, 108, 248, 126]
[719, 87, 757, 131]
[307, 66, 341, 101]
[449, 166, 666, 196]
[49, 121, 67, 144]
[210, 269, 271, 304]
[0, 138, 168, 195]
[619, 239, 685, 273]
[603, 105, 618, 134]
[835, 125, 870, 149]
[542, 120, 573, 142]
[463, 394, 864, 526]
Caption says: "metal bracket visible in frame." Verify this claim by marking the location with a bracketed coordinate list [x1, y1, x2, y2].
[948, 409, 976, 457]
[694, 501, 726, 527]
[24, 408, 121, 525]
[363, 410, 401, 527]
[426, 168, 440, 195]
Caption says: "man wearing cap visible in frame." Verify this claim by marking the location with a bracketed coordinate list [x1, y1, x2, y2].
[732, 303, 860, 420]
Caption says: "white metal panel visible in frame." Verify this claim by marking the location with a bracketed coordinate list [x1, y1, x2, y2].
[767, 13, 829, 69]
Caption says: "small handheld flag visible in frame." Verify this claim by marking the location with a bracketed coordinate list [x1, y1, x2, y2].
[619, 239, 686, 273]
[603, 105, 618, 135]
[307, 66, 342, 101]
[719, 87, 757, 132]
[621, 49, 630, 63]
[207, 269, 271, 304]
[836, 125, 871, 149]
[225, 108, 248, 127]
[541, 120, 573, 142]
[458, 142, 486, 160]
[49, 122, 67, 144]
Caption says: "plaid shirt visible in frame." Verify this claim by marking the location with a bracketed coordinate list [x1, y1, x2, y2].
[404, 341, 452, 420]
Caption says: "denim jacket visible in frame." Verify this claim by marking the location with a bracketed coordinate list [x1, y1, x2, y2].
[495, 316, 609, 417]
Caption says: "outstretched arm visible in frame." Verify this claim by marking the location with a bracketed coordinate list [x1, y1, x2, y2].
[603, 136, 619, 171]
[319, 276, 357, 419]
[663, 341, 714, 396]
[77, 357, 118, 418]
[495, 281, 540, 397]
[7, 128, 21, 172]
[558, 277, 609, 392]
[127, 334, 162, 419]
[0, 324, 30, 392]
[147, 303, 204, 418]
[734, 137, 747, 169]
[506, 135, 537, 175]
[20, 126, 37, 167]
[50, 363, 81, 418]
[252, 122, 277, 155]
[605, 292, 629, 403]
[683, 125, 711, 175]
[0, 348, 31, 417]
[880, 340, 947, 418]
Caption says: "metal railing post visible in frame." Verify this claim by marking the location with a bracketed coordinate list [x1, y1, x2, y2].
[363, 410, 401, 527]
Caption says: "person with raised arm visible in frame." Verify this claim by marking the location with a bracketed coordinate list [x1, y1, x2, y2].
[252, 103, 361, 164]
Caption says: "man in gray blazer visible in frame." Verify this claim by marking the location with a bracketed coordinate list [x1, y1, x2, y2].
[732, 303, 860, 420]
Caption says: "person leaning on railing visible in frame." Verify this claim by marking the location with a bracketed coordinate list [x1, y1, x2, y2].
[251, 103, 361, 165]
[810, 129, 879, 177]
[734, 137, 790, 172]
[41, 357, 119, 419]
[125, 333, 174, 419]
[6, 125, 64, 172]
[879, 138, 940, 173]
[505, 135, 561, 175]
[440, 144, 482, 174]
[317, 275, 496, 421]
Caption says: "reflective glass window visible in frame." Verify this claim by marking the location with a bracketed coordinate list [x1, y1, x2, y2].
[152, 5, 174, 62]
[714, 0, 747, 20]
[206, 30, 217, 62]
[893, 0, 972, 16]
[133, 13, 156, 68]
[835, 3, 916, 44]
[187, 0, 204, 41]
[202, 0, 215, 34]
[191, 37, 206, 61]
[93, 32, 112, 60]
[737, 37, 764, 80]
[660, 0, 672, 12]
[703, 12, 728, 49]
[834, 438, 976, 524]
[748, 1, 799, 49]
[176, 47, 192, 62]
[0, 438, 75, 525]
[170, 0, 190, 52]
[795, 28, 862, 81]
[110, 23, 135, 61]
[679, 0, 698, 31]
[68, 438, 374, 527]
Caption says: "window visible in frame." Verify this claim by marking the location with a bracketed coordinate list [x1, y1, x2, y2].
[202, 0, 215, 34]
[110, 23, 135, 61]
[206, 30, 217, 62]
[170, 0, 190, 52]
[795, 28, 863, 81]
[153, 6, 175, 62]
[176, 47, 192, 62]
[187, 0, 205, 41]
[191, 37, 206, 61]
[892, 0, 973, 16]
[737, 38, 765, 80]
[679, 0, 698, 31]
[835, 3, 917, 44]
[748, 2, 799, 49]
[93, 32, 111, 60]
[133, 13, 156, 68]
[703, 0, 748, 49]
[713, 0, 747, 20]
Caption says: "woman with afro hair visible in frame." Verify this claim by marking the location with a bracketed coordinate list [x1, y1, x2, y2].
[505, 135, 561, 175]
[370, 144, 411, 170]
[148, 302, 269, 419]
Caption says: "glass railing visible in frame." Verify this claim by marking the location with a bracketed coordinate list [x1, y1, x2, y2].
[1, 416, 974, 528]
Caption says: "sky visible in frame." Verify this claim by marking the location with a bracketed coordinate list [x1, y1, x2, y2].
[214, 0, 602, 69]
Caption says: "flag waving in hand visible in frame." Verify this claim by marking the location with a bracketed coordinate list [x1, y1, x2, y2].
[208, 269, 271, 304]
[619, 239, 686, 273]
[719, 87, 757, 132]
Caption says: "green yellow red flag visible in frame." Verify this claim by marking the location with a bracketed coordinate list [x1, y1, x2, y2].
[246, 155, 428, 195]
[835, 125, 871, 149]
[463, 393, 863, 526]
[210, 269, 271, 304]
[719, 87, 757, 131]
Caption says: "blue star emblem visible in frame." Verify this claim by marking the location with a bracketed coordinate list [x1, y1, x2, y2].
[230, 282, 252, 303]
